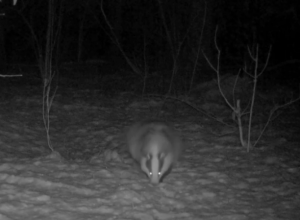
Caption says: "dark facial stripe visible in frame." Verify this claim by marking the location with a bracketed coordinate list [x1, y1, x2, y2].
[146, 153, 165, 176]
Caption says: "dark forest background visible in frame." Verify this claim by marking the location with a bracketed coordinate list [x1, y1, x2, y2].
[0, 0, 299, 94]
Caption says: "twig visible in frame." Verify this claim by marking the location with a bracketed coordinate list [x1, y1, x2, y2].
[245, 45, 272, 151]
[0, 74, 22, 77]
[253, 95, 300, 147]
[146, 94, 235, 127]
[203, 26, 235, 112]
[100, 0, 141, 75]
[190, 1, 207, 92]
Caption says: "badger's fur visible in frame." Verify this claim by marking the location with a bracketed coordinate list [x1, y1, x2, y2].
[126, 120, 182, 184]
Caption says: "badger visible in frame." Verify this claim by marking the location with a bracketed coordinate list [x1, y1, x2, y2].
[126, 120, 182, 184]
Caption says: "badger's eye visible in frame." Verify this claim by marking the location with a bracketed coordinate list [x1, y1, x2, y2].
[158, 172, 161, 177]
[159, 152, 165, 159]
[149, 172, 153, 177]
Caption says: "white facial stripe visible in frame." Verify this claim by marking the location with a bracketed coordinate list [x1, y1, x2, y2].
[150, 154, 160, 184]
[140, 131, 175, 184]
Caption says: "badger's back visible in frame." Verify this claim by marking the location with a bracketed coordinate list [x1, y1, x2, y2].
[126, 120, 182, 184]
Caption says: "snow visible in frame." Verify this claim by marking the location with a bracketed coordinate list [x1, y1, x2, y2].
[0, 88, 299, 220]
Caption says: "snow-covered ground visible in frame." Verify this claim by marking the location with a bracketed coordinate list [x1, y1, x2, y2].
[0, 87, 299, 220]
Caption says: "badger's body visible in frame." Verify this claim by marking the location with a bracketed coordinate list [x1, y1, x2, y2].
[126, 120, 182, 184]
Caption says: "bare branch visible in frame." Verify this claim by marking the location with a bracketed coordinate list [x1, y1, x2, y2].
[0, 74, 22, 77]
[258, 46, 272, 77]
[100, 0, 141, 75]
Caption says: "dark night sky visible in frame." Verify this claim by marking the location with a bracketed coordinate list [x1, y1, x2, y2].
[0, 0, 299, 90]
